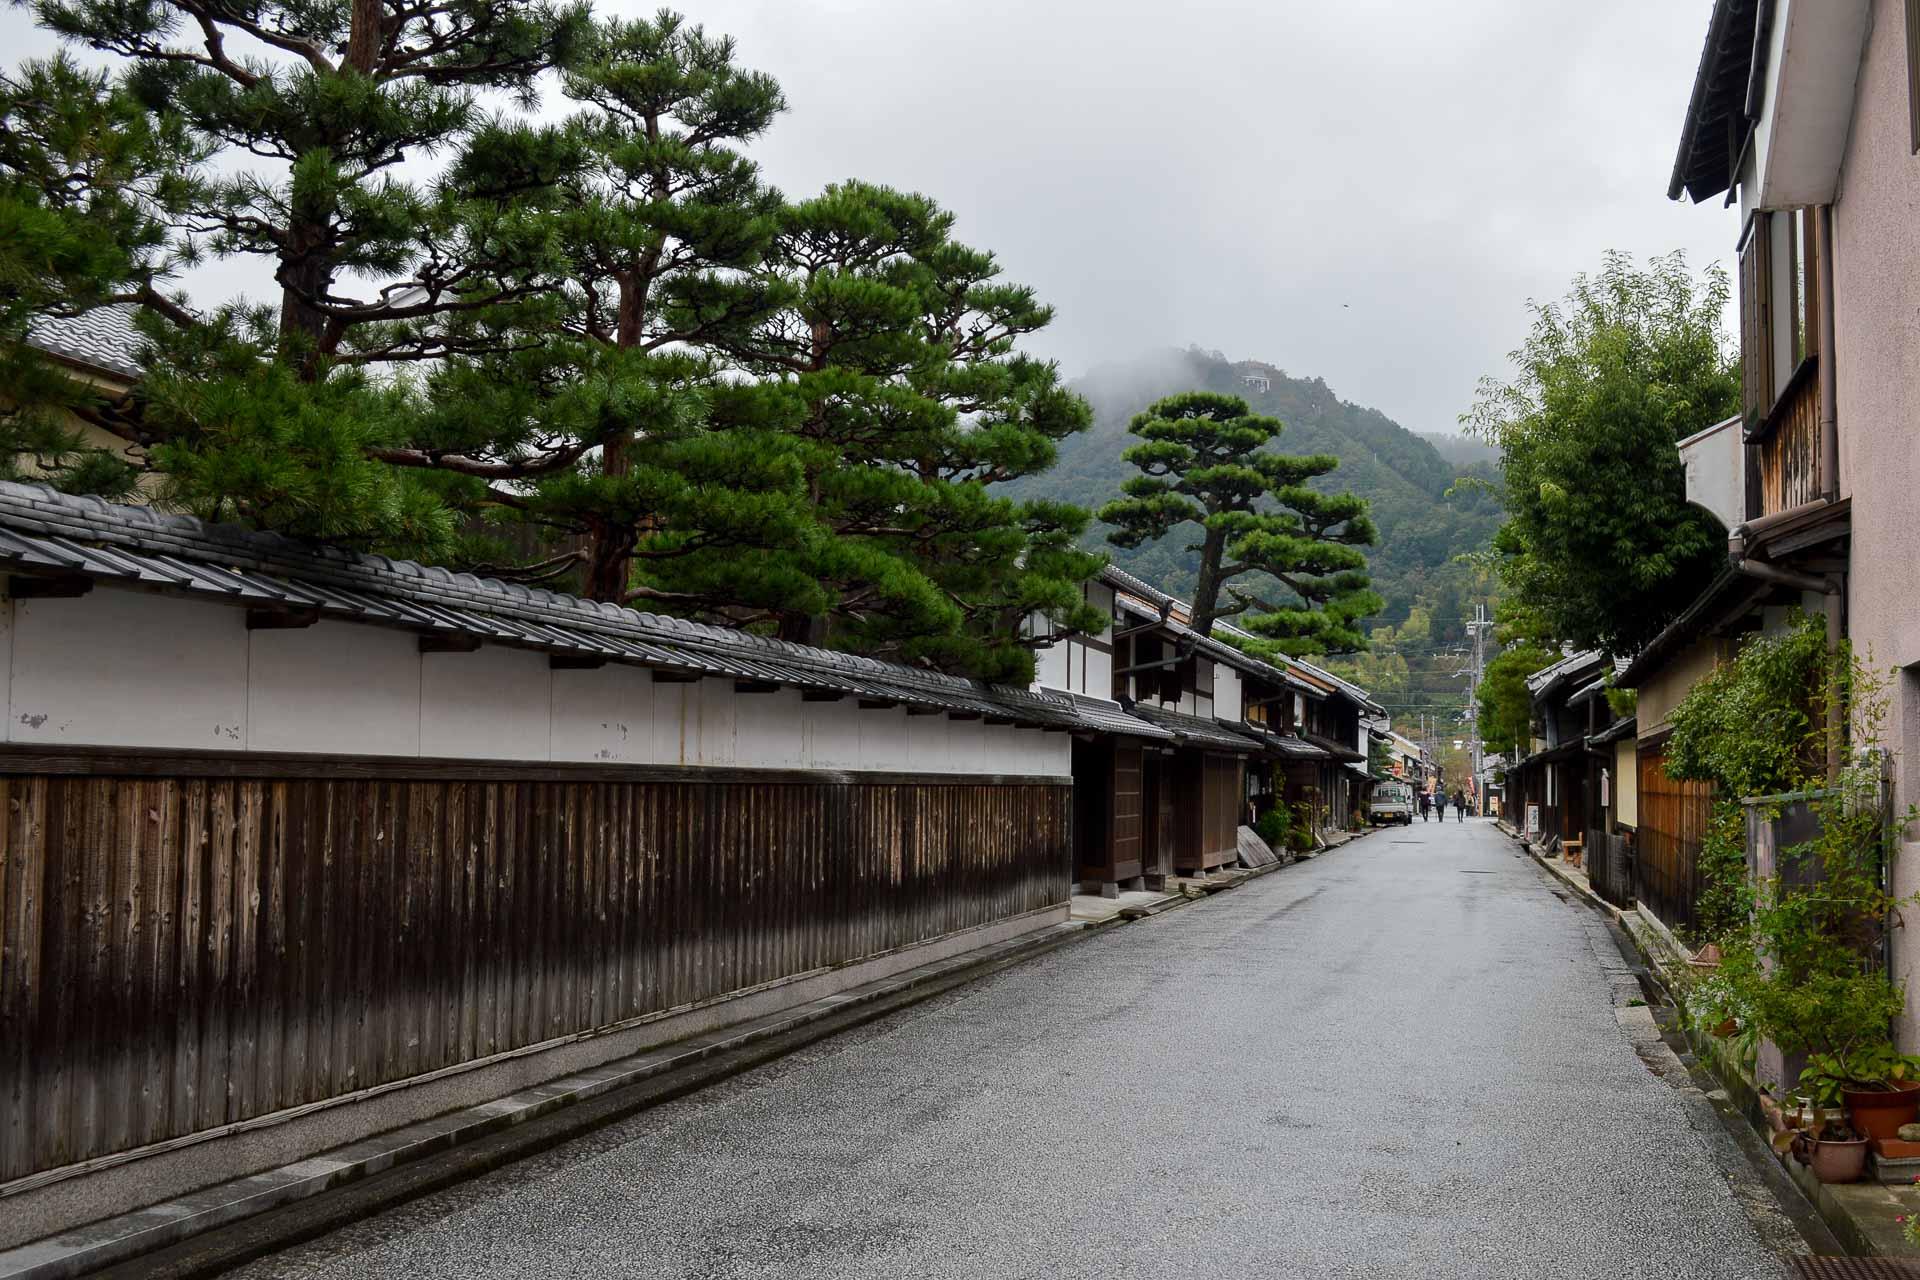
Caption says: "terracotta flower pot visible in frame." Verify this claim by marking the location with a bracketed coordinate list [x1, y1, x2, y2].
[1800, 1135, 1869, 1184]
[1843, 1080, 1920, 1141]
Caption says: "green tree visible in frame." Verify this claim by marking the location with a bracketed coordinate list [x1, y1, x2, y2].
[1466, 251, 1738, 655]
[17, 0, 593, 550]
[0, 55, 192, 495]
[429, 10, 790, 601]
[625, 179, 1103, 680]
[1098, 390, 1380, 655]
[1477, 640, 1554, 758]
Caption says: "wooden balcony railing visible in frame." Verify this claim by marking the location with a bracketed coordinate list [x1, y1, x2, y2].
[1753, 357, 1820, 518]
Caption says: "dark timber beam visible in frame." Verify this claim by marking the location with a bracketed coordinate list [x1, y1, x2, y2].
[8, 574, 93, 600]
[419, 634, 483, 654]
[247, 606, 321, 631]
[650, 669, 701, 684]
[946, 710, 981, 722]
[905, 705, 942, 717]
[800, 689, 846, 702]
[550, 654, 607, 670]
[734, 679, 780, 694]
[857, 698, 897, 711]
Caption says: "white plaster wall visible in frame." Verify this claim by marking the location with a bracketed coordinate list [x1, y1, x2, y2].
[1831, 0, 1920, 1054]
[856, 704, 909, 771]
[0, 599, 13, 733]
[1215, 665, 1243, 723]
[550, 665, 659, 764]
[803, 697, 863, 770]
[734, 687, 806, 769]
[690, 677, 738, 767]
[248, 620, 420, 756]
[1, 584, 1069, 778]
[1032, 638, 1069, 693]
[905, 711, 951, 773]
[9, 589, 247, 748]
[420, 645, 552, 760]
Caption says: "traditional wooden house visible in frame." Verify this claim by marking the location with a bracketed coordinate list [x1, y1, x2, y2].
[0, 482, 1136, 1244]
[1504, 650, 1606, 848]
[1099, 568, 1263, 882]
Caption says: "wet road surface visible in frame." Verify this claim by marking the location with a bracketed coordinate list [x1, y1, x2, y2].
[233, 818, 1790, 1279]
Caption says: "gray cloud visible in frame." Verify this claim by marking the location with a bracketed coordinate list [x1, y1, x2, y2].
[3, 0, 1736, 432]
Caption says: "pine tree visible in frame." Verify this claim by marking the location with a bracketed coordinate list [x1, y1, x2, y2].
[421, 10, 790, 600]
[0, 55, 191, 495]
[16, 0, 593, 550]
[641, 180, 1106, 679]
[1099, 391, 1380, 656]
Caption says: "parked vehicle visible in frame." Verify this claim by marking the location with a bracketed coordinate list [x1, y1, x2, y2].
[1369, 780, 1415, 825]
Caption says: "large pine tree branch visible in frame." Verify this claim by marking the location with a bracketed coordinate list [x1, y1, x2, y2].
[367, 438, 595, 479]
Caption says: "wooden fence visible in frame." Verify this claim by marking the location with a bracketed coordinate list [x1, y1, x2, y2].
[1636, 742, 1714, 932]
[0, 751, 1069, 1184]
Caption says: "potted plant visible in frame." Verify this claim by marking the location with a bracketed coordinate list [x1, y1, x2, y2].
[1802, 1046, 1920, 1142]
[1780, 1109, 1869, 1184]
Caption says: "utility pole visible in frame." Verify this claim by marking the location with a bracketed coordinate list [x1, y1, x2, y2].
[1462, 604, 1492, 811]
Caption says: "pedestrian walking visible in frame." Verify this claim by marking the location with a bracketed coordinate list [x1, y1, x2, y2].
[1453, 788, 1466, 821]
[1419, 790, 1432, 821]
[1434, 790, 1447, 821]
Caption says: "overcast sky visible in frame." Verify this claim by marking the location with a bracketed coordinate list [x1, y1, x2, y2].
[5, 0, 1736, 435]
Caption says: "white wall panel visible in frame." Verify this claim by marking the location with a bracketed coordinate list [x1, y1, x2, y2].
[804, 697, 862, 770]
[1215, 665, 1242, 723]
[5, 585, 1075, 777]
[1032, 638, 1069, 693]
[856, 705, 909, 771]
[690, 677, 738, 766]
[550, 665, 659, 763]
[8, 588, 247, 748]
[649, 681, 690, 764]
[420, 645, 551, 760]
[905, 711, 951, 773]
[248, 620, 419, 755]
[0, 599, 13, 732]
[733, 687, 806, 769]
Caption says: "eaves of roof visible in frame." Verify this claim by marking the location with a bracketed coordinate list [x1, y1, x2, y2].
[1127, 703, 1262, 754]
[1669, 0, 1763, 202]
[1232, 722, 1330, 761]
[1300, 731, 1366, 764]
[0, 482, 1124, 733]
[1589, 716, 1638, 748]
[1063, 693, 1174, 742]
[1616, 566, 1768, 688]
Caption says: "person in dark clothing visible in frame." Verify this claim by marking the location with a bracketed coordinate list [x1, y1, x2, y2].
[1419, 790, 1432, 821]
[1454, 789, 1466, 821]
[1434, 790, 1447, 821]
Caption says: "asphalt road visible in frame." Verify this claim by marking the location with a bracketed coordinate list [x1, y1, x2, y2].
[234, 818, 1790, 1280]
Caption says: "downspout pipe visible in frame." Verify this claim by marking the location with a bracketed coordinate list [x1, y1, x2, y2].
[1817, 203, 1839, 503]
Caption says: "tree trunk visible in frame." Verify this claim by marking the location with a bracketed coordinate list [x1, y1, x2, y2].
[346, 0, 383, 73]
[1190, 522, 1228, 634]
[578, 273, 649, 601]
[277, 225, 334, 378]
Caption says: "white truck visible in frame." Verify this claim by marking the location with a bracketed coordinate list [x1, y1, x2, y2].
[1368, 780, 1415, 826]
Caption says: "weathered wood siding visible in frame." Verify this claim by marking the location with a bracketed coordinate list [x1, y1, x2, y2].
[1756, 365, 1820, 518]
[0, 752, 1069, 1183]
[1637, 742, 1713, 932]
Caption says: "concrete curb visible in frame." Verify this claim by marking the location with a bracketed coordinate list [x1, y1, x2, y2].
[4, 846, 1327, 1280]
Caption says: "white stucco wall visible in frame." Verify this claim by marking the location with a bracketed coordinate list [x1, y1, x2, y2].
[1830, 0, 1920, 1052]
[0, 585, 1068, 778]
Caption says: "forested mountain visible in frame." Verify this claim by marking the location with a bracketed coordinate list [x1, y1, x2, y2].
[1002, 346, 1503, 724]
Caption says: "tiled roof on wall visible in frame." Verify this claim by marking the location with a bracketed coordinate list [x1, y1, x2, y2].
[0, 482, 1164, 738]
